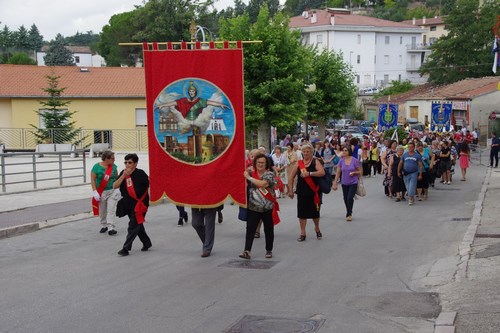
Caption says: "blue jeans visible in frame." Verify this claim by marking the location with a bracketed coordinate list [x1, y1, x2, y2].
[403, 172, 418, 197]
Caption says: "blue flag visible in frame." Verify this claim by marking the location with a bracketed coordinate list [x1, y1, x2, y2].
[377, 103, 398, 132]
[431, 101, 452, 132]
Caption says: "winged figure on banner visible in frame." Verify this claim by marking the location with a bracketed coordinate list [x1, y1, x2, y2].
[155, 81, 229, 135]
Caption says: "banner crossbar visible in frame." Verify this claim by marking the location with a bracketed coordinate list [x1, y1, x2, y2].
[119, 40, 262, 46]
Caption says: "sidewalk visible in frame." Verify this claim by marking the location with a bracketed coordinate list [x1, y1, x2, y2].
[437, 166, 500, 333]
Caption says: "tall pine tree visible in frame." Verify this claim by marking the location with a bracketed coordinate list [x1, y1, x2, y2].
[30, 71, 80, 144]
[44, 34, 75, 66]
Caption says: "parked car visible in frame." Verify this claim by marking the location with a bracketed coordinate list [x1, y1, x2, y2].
[360, 120, 376, 134]
[328, 119, 352, 129]
[359, 87, 379, 95]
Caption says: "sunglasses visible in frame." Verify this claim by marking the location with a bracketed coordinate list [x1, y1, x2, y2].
[124, 161, 134, 165]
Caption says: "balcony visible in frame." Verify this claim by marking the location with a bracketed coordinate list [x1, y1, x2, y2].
[406, 43, 432, 52]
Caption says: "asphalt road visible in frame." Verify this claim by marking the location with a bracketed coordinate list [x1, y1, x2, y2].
[0, 165, 486, 333]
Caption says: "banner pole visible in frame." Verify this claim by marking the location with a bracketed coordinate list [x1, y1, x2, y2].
[119, 40, 262, 46]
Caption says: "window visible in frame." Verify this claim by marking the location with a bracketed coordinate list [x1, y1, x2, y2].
[398, 74, 402, 81]
[400, 36, 403, 44]
[74, 56, 80, 64]
[316, 34, 323, 46]
[385, 36, 390, 44]
[135, 108, 147, 127]
[430, 26, 436, 31]
[357, 34, 361, 44]
[374, 55, 376, 64]
[384, 74, 389, 83]
[356, 75, 360, 83]
[384, 55, 389, 64]
[357, 55, 360, 64]
[399, 55, 403, 64]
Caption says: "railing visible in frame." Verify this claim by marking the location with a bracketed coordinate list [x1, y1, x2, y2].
[0, 128, 149, 152]
[0, 151, 87, 193]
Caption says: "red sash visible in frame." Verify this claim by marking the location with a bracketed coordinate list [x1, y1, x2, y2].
[125, 176, 148, 224]
[297, 159, 320, 211]
[252, 171, 280, 225]
[92, 165, 113, 216]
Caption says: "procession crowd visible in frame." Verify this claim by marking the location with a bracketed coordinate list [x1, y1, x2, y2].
[89, 127, 499, 260]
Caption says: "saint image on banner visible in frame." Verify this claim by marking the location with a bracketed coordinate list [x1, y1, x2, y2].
[153, 79, 235, 165]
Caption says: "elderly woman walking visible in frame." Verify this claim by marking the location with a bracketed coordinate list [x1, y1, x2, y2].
[333, 146, 362, 221]
[288, 143, 325, 241]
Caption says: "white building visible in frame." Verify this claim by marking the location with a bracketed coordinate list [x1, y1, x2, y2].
[289, 9, 428, 91]
[36, 46, 106, 67]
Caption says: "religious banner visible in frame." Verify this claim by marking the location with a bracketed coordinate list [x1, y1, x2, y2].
[377, 103, 398, 132]
[431, 100, 452, 132]
[143, 42, 246, 207]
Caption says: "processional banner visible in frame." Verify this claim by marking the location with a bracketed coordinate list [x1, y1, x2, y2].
[431, 100, 452, 132]
[143, 42, 246, 207]
[377, 103, 398, 132]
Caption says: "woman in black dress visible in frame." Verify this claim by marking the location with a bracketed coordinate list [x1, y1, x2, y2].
[287, 143, 326, 241]
[389, 146, 406, 202]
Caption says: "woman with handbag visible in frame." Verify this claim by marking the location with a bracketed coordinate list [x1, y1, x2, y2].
[239, 153, 277, 260]
[287, 143, 326, 241]
[333, 146, 362, 222]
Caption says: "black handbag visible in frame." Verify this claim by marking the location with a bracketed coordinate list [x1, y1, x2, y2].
[115, 199, 127, 218]
[315, 172, 332, 194]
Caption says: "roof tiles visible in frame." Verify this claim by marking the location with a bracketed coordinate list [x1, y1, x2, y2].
[0, 65, 145, 98]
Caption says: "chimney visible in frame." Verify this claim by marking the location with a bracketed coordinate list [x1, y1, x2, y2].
[302, 11, 309, 18]
[423, 16, 426, 24]
[412, 17, 416, 25]
[311, 12, 317, 24]
[331, 16, 335, 26]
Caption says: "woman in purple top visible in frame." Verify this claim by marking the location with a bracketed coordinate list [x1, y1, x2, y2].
[333, 146, 362, 221]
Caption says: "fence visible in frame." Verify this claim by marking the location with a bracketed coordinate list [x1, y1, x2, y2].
[0, 151, 87, 193]
[0, 128, 149, 152]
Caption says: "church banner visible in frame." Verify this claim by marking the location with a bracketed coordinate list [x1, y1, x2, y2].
[377, 103, 398, 131]
[143, 42, 246, 207]
[431, 100, 452, 132]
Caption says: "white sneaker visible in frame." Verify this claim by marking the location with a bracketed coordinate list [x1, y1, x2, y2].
[447, 181, 451, 185]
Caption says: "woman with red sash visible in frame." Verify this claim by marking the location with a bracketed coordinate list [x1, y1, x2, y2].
[287, 143, 325, 241]
[113, 153, 151, 257]
[239, 153, 278, 260]
[90, 150, 120, 235]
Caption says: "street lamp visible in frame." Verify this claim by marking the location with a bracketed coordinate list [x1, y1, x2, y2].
[305, 83, 317, 138]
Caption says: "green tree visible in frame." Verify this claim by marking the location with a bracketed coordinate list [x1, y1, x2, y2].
[7, 52, 36, 65]
[44, 34, 75, 66]
[27, 24, 44, 52]
[247, 0, 280, 22]
[99, 12, 140, 67]
[0, 25, 14, 50]
[307, 49, 357, 137]
[30, 71, 81, 144]
[419, 0, 500, 84]
[14, 25, 30, 51]
[375, 80, 414, 97]
[220, 7, 313, 147]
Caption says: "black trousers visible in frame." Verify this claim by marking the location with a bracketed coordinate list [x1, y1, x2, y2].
[245, 209, 274, 252]
[490, 148, 499, 167]
[122, 212, 151, 251]
[342, 184, 358, 217]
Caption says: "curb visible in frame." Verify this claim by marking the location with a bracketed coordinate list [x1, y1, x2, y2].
[0, 212, 93, 240]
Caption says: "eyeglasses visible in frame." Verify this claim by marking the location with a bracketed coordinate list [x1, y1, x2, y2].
[124, 161, 134, 165]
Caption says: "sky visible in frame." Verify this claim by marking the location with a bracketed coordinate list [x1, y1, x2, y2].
[0, 0, 235, 42]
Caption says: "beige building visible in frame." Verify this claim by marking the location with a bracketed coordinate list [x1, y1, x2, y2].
[365, 77, 500, 143]
[402, 16, 448, 46]
[0, 65, 146, 149]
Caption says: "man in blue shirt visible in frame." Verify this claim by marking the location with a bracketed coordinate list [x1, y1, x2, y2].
[397, 142, 423, 206]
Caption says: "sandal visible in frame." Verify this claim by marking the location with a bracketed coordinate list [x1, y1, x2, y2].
[238, 250, 251, 260]
[316, 231, 322, 240]
[297, 235, 306, 242]
[254, 232, 260, 238]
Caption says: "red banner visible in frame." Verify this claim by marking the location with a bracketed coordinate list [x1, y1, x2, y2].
[143, 42, 246, 207]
